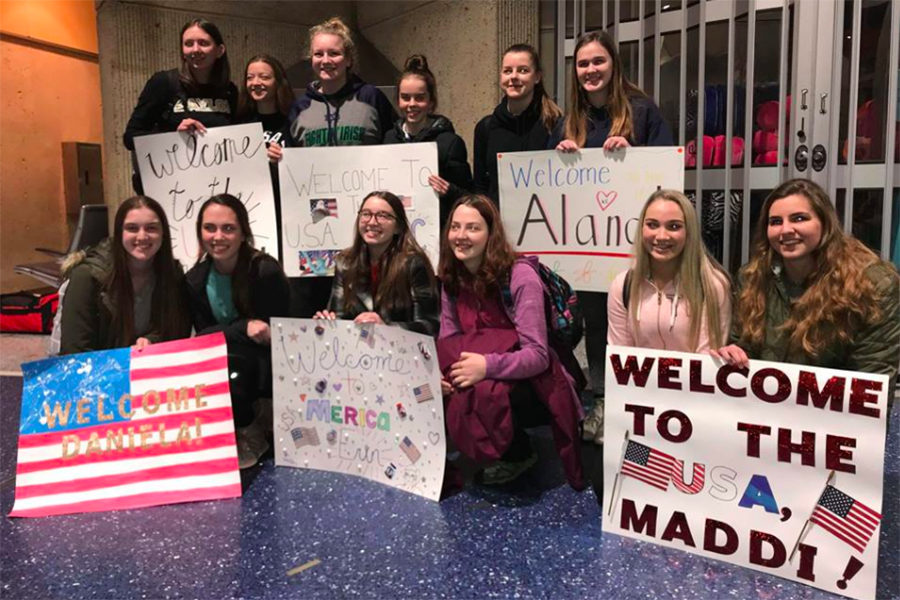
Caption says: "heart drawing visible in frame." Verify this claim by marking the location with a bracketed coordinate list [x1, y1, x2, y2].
[595, 190, 618, 211]
[333, 383, 342, 391]
[428, 431, 440, 445]
[300, 393, 307, 402]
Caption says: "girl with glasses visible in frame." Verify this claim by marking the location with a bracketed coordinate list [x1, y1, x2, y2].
[314, 191, 439, 335]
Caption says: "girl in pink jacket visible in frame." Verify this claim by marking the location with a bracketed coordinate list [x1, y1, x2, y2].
[608, 189, 732, 353]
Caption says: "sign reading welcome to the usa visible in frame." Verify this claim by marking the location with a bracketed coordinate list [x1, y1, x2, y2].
[602, 346, 888, 600]
[10, 334, 241, 517]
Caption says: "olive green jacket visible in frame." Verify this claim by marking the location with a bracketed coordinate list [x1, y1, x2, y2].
[731, 261, 900, 378]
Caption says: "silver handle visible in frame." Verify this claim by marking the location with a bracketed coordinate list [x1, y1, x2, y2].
[801, 88, 809, 110]
[819, 93, 828, 115]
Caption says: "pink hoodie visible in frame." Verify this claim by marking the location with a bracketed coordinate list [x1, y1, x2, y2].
[607, 269, 731, 353]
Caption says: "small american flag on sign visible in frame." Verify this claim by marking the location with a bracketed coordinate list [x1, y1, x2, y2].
[622, 440, 675, 491]
[810, 485, 882, 553]
[412, 383, 433, 403]
[399, 436, 421, 463]
[291, 426, 320, 449]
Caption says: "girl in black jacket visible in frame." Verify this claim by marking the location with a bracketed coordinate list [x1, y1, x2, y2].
[383, 55, 473, 230]
[472, 44, 562, 206]
[185, 194, 290, 469]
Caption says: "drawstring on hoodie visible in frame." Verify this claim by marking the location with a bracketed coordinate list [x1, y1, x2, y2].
[324, 101, 341, 146]
[635, 276, 680, 332]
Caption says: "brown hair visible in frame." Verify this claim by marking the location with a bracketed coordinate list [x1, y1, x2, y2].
[338, 191, 436, 313]
[734, 178, 894, 358]
[399, 54, 437, 112]
[108, 196, 189, 344]
[563, 30, 645, 147]
[236, 54, 295, 119]
[439, 194, 518, 298]
[502, 43, 562, 133]
[179, 18, 230, 94]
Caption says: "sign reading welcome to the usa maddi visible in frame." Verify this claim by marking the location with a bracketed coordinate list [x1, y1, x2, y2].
[602, 346, 888, 600]
[10, 334, 241, 517]
[498, 147, 684, 293]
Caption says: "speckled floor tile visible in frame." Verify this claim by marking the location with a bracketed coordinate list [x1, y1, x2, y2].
[1, 375, 897, 599]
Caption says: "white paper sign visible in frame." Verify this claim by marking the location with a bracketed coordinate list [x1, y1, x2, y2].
[134, 123, 279, 265]
[272, 318, 446, 501]
[278, 143, 440, 277]
[602, 346, 888, 600]
[499, 147, 684, 292]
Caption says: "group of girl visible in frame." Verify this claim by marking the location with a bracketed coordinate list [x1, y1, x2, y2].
[57, 16, 899, 485]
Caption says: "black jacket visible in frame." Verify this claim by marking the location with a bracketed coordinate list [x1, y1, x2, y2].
[185, 253, 290, 341]
[123, 69, 238, 150]
[547, 95, 674, 149]
[473, 96, 554, 204]
[383, 115, 473, 215]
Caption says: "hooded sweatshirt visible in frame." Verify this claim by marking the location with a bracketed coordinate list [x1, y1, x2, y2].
[473, 95, 554, 205]
[288, 74, 397, 147]
[383, 114, 473, 225]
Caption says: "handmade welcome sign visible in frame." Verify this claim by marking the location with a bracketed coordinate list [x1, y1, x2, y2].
[10, 334, 241, 517]
[602, 346, 888, 600]
[278, 143, 440, 277]
[272, 318, 445, 500]
[498, 147, 684, 292]
[134, 123, 279, 265]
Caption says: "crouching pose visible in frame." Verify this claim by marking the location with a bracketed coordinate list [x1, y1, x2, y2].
[437, 195, 584, 489]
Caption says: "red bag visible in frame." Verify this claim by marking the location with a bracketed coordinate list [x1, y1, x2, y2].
[0, 291, 58, 333]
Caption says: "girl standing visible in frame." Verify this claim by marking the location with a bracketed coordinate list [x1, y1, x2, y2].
[314, 191, 439, 335]
[473, 44, 562, 205]
[57, 196, 189, 354]
[438, 195, 584, 489]
[551, 31, 674, 440]
[185, 194, 290, 469]
[383, 55, 473, 229]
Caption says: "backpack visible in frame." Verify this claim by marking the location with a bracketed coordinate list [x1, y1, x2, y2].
[0, 290, 59, 334]
[501, 259, 584, 349]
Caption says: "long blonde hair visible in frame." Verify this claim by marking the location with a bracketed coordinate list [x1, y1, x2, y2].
[564, 30, 645, 147]
[628, 190, 730, 350]
[734, 178, 894, 358]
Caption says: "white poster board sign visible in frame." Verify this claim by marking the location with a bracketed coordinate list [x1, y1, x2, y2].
[272, 318, 446, 501]
[278, 143, 439, 277]
[134, 123, 279, 265]
[499, 147, 684, 292]
[602, 346, 888, 600]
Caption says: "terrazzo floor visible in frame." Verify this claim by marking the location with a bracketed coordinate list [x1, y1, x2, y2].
[1, 374, 898, 599]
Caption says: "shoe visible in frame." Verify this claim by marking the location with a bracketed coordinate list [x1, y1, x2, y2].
[582, 400, 605, 443]
[236, 423, 270, 469]
[481, 452, 538, 485]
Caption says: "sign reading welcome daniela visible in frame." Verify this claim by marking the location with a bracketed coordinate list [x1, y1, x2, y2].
[602, 346, 887, 600]
[499, 148, 684, 292]
[272, 318, 445, 500]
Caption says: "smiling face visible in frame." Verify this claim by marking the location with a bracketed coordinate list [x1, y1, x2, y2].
[311, 33, 349, 88]
[200, 203, 245, 273]
[575, 40, 613, 103]
[642, 199, 687, 266]
[398, 75, 433, 127]
[766, 194, 824, 264]
[448, 204, 489, 273]
[182, 25, 224, 74]
[246, 60, 276, 106]
[500, 51, 540, 103]
[122, 207, 163, 267]
[357, 196, 398, 254]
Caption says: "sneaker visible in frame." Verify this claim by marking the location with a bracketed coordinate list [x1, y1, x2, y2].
[236, 423, 270, 469]
[582, 400, 605, 443]
[481, 452, 538, 486]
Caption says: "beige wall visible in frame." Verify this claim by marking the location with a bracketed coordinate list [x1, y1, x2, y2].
[97, 0, 355, 208]
[357, 1, 501, 159]
[0, 2, 102, 293]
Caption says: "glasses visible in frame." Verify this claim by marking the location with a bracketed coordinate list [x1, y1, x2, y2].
[358, 210, 396, 223]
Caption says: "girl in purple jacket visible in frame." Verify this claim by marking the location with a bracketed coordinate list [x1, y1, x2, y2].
[437, 195, 584, 489]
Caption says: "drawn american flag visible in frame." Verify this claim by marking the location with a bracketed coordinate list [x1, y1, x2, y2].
[621, 440, 675, 491]
[412, 383, 434, 403]
[399, 436, 421, 463]
[810, 485, 882, 553]
[10, 333, 240, 517]
[670, 458, 705, 494]
[291, 426, 320, 448]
